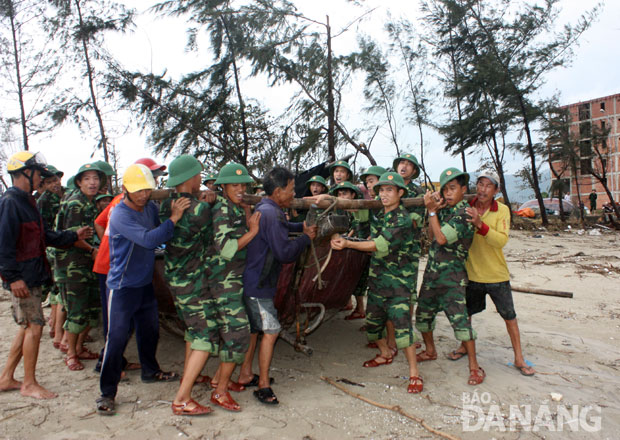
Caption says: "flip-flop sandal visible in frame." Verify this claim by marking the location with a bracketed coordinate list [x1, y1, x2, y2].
[363, 354, 393, 368]
[96, 396, 115, 416]
[142, 370, 180, 383]
[446, 350, 467, 361]
[408, 376, 424, 394]
[416, 351, 438, 362]
[468, 367, 486, 385]
[171, 398, 212, 416]
[513, 364, 535, 376]
[65, 355, 84, 371]
[253, 387, 279, 405]
[211, 391, 241, 412]
[238, 374, 274, 388]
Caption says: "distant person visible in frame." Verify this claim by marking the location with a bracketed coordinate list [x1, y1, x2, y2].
[0, 151, 91, 399]
[589, 189, 597, 212]
[446, 171, 534, 376]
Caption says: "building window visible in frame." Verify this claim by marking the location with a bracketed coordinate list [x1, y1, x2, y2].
[601, 120, 606, 130]
[578, 103, 590, 121]
[580, 159, 591, 175]
[579, 121, 591, 139]
[579, 140, 592, 157]
[600, 102, 606, 112]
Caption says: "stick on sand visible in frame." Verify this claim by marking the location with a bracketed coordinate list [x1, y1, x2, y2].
[320, 376, 461, 440]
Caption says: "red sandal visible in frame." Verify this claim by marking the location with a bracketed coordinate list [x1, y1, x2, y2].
[416, 350, 437, 362]
[64, 355, 84, 371]
[77, 347, 99, 360]
[210, 391, 241, 412]
[171, 398, 213, 416]
[210, 380, 245, 392]
[345, 311, 365, 320]
[468, 367, 486, 385]
[408, 376, 424, 394]
[363, 354, 393, 368]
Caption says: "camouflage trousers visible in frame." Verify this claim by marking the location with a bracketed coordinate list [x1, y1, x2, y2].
[353, 259, 370, 297]
[169, 279, 211, 349]
[366, 291, 418, 349]
[197, 275, 250, 364]
[62, 279, 100, 334]
[44, 249, 61, 305]
[415, 282, 477, 341]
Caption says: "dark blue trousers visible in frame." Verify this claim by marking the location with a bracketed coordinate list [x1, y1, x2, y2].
[96, 273, 129, 371]
[99, 283, 160, 398]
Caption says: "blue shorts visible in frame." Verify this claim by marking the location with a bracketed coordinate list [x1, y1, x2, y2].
[466, 281, 516, 320]
[243, 296, 282, 334]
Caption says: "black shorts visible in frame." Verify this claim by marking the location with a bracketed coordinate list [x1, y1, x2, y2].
[466, 281, 516, 320]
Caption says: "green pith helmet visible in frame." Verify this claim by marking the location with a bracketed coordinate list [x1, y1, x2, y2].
[167, 155, 203, 187]
[392, 153, 421, 179]
[96, 193, 114, 202]
[360, 165, 387, 183]
[329, 160, 353, 182]
[93, 160, 116, 177]
[66, 176, 76, 190]
[306, 175, 328, 190]
[44, 165, 64, 179]
[373, 172, 409, 196]
[75, 162, 106, 183]
[329, 181, 362, 199]
[439, 167, 469, 192]
[203, 172, 218, 185]
[214, 163, 254, 185]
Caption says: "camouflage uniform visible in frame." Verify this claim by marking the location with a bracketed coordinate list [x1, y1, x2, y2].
[159, 193, 213, 350]
[205, 195, 251, 364]
[348, 209, 371, 297]
[37, 190, 61, 305]
[405, 181, 425, 303]
[56, 190, 100, 334]
[415, 200, 476, 341]
[366, 204, 418, 349]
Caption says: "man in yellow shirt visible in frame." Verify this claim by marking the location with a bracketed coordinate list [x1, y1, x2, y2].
[447, 171, 534, 376]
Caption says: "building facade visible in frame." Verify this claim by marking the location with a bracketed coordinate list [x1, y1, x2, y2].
[550, 93, 620, 210]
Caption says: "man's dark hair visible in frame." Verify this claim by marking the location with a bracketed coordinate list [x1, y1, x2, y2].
[263, 167, 295, 196]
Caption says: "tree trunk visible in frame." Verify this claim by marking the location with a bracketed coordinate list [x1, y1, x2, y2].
[221, 15, 250, 165]
[570, 156, 585, 226]
[326, 15, 336, 161]
[75, 0, 108, 164]
[8, 2, 29, 151]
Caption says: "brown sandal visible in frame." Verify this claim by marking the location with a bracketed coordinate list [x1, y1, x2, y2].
[363, 354, 393, 368]
[468, 367, 486, 385]
[65, 355, 84, 371]
[416, 350, 437, 362]
[171, 398, 213, 416]
[408, 376, 424, 394]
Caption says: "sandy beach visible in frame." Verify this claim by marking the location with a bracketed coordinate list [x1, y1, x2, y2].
[1, 228, 619, 440]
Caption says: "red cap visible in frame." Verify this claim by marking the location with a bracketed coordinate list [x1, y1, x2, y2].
[134, 157, 166, 171]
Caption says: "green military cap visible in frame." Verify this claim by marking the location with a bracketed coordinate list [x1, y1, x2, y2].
[215, 163, 254, 185]
[95, 193, 114, 202]
[329, 181, 362, 199]
[373, 172, 409, 196]
[167, 155, 203, 187]
[45, 165, 64, 178]
[392, 153, 421, 179]
[93, 160, 116, 177]
[360, 165, 387, 182]
[306, 175, 328, 189]
[66, 175, 76, 190]
[75, 162, 107, 181]
[439, 167, 469, 191]
[203, 172, 218, 185]
[329, 160, 353, 182]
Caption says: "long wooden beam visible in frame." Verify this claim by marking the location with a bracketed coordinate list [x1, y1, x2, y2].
[150, 189, 475, 209]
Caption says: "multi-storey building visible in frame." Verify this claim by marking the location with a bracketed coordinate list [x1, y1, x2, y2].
[550, 93, 620, 209]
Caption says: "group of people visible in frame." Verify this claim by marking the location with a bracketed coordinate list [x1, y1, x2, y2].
[0, 149, 534, 418]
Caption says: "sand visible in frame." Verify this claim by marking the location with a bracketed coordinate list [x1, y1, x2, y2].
[1, 228, 619, 440]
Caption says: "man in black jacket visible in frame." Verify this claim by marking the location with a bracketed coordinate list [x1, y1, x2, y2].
[0, 151, 91, 399]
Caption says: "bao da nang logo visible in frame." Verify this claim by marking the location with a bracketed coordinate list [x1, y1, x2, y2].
[461, 391, 602, 433]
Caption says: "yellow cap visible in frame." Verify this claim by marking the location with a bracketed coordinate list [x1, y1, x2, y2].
[123, 164, 156, 193]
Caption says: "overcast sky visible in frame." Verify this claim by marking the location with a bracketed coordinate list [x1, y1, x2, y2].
[3, 0, 619, 185]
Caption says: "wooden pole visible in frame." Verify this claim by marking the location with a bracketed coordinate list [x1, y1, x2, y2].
[150, 189, 475, 210]
[511, 285, 573, 298]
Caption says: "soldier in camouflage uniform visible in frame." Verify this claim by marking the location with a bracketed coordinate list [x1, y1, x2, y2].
[203, 172, 218, 192]
[204, 163, 260, 412]
[331, 172, 423, 394]
[415, 167, 485, 385]
[161, 155, 216, 415]
[329, 159, 353, 186]
[36, 165, 64, 339]
[56, 163, 105, 371]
